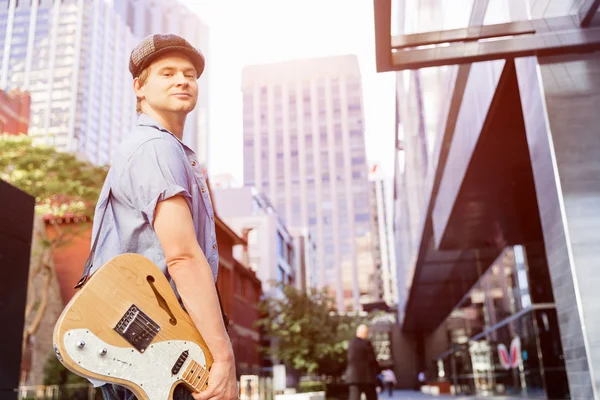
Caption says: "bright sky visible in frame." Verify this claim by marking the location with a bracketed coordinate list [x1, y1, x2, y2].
[184, 0, 397, 183]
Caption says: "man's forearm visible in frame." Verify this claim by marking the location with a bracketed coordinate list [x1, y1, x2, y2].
[168, 258, 234, 362]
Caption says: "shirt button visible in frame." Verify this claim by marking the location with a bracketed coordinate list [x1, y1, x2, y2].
[191, 160, 197, 166]
[201, 187, 206, 193]
[212, 243, 217, 250]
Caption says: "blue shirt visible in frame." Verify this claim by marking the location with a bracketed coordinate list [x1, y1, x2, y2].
[89, 114, 219, 291]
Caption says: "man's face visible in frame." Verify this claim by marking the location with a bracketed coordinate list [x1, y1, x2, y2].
[135, 52, 198, 116]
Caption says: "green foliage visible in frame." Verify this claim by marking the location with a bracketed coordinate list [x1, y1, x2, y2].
[299, 381, 326, 393]
[43, 353, 88, 386]
[255, 284, 368, 377]
[0, 134, 108, 350]
[0, 134, 108, 218]
[43, 354, 96, 400]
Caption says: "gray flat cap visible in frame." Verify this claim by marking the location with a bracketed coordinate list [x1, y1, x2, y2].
[129, 34, 205, 79]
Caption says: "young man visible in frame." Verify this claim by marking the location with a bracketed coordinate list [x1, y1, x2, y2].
[84, 34, 237, 400]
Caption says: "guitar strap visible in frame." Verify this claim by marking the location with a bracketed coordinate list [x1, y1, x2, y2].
[74, 189, 230, 333]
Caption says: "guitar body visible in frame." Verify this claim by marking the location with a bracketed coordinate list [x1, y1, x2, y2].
[53, 254, 213, 400]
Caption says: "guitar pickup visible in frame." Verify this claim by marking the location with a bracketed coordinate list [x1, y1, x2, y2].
[172, 350, 189, 375]
[114, 304, 160, 353]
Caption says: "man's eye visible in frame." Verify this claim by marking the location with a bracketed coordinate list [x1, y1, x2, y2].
[162, 73, 172, 77]
[185, 74, 195, 78]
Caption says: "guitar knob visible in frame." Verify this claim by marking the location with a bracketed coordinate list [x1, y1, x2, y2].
[76, 340, 85, 349]
[99, 348, 107, 357]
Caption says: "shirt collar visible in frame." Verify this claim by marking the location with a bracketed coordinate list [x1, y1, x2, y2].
[136, 113, 193, 152]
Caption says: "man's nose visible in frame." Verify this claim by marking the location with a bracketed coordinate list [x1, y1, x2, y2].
[175, 72, 189, 86]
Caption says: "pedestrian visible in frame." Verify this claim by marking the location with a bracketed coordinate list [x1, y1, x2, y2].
[418, 370, 427, 390]
[381, 368, 397, 397]
[76, 34, 237, 400]
[345, 324, 380, 400]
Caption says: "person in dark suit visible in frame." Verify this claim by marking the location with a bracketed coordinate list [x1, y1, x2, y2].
[346, 324, 380, 400]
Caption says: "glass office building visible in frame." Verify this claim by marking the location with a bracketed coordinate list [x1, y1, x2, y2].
[437, 246, 567, 398]
[241, 55, 375, 310]
[0, 0, 136, 165]
[375, 0, 600, 398]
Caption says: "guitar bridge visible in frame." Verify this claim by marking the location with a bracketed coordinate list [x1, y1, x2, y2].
[114, 304, 160, 353]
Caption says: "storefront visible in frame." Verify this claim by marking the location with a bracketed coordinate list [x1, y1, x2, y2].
[434, 247, 568, 398]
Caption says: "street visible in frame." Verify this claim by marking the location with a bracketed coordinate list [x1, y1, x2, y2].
[378, 390, 526, 400]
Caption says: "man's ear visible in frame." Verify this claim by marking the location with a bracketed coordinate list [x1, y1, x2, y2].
[133, 77, 145, 100]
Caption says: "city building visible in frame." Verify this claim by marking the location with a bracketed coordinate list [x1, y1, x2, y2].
[241, 55, 374, 310]
[368, 163, 397, 307]
[212, 186, 296, 298]
[212, 215, 262, 379]
[0, 88, 29, 135]
[288, 226, 318, 292]
[112, 0, 211, 166]
[375, 0, 600, 398]
[0, 0, 137, 165]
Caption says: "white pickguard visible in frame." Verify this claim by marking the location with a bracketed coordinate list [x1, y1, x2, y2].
[63, 328, 207, 400]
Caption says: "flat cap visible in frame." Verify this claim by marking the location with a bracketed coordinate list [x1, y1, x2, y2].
[129, 34, 205, 79]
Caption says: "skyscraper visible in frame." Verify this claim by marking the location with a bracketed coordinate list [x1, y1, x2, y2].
[0, 0, 137, 165]
[368, 164, 397, 307]
[113, 0, 210, 167]
[375, 0, 600, 397]
[241, 55, 374, 310]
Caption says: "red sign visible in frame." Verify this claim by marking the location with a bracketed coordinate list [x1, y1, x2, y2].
[498, 337, 521, 370]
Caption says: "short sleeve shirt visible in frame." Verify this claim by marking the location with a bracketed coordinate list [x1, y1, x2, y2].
[89, 114, 219, 290]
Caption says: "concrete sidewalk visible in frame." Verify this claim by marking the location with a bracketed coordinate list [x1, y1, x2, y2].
[378, 390, 525, 400]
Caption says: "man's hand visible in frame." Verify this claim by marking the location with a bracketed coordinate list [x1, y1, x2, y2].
[194, 359, 238, 400]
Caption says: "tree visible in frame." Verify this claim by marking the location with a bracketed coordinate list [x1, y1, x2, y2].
[255, 284, 367, 379]
[0, 134, 107, 372]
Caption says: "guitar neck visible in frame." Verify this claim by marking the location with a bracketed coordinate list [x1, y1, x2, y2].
[182, 359, 209, 392]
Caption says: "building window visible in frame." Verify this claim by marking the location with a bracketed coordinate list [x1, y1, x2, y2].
[144, 6, 153, 36]
[277, 233, 284, 259]
[351, 155, 365, 165]
[287, 244, 293, 265]
[355, 213, 370, 222]
[236, 273, 243, 296]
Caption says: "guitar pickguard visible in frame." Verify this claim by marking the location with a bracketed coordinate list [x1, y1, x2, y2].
[62, 329, 207, 400]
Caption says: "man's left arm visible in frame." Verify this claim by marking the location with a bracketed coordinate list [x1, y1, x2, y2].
[154, 196, 237, 400]
[369, 342, 381, 373]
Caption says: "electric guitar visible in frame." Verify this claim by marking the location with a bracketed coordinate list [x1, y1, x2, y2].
[53, 253, 213, 400]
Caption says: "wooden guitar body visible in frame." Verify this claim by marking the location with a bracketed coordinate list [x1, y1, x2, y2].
[53, 254, 213, 400]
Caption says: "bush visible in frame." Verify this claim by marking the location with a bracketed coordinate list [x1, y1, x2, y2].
[299, 381, 326, 393]
[43, 353, 88, 386]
